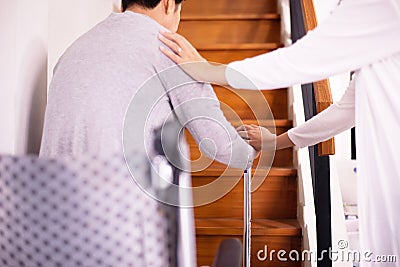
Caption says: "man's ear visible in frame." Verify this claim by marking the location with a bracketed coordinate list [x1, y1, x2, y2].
[163, 0, 176, 14]
[112, 0, 122, 12]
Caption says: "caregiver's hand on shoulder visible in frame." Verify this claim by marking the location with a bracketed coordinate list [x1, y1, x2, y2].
[158, 31, 229, 85]
[236, 124, 276, 151]
[158, 31, 206, 65]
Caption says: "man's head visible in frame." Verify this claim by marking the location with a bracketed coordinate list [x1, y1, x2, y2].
[122, 0, 184, 32]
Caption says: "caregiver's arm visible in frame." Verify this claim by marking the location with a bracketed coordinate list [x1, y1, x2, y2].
[160, 0, 400, 89]
[158, 32, 228, 86]
[237, 125, 295, 150]
[226, 0, 400, 89]
[287, 78, 355, 148]
[240, 78, 355, 149]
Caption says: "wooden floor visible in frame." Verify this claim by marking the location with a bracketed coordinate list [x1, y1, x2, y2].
[178, 1, 301, 266]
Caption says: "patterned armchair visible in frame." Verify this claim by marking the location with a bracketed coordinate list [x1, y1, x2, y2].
[0, 153, 179, 267]
[0, 124, 242, 267]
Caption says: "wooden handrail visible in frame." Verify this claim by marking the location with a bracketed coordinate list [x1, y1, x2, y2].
[301, 0, 335, 156]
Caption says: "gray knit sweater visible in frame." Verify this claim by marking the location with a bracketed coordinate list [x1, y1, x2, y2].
[40, 11, 255, 169]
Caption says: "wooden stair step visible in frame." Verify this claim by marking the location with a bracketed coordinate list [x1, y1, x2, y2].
[181, 13, 280, 21]
[187, 119, 294, 168]
[195, 219, 301, 267]
[181, 0, 278, 17]
[186, 119, 291, 141]
[198, 43, 281, 64]
[184, 120, 292, 134]
[272, 147, 293, 168]
[178, 20, 281, 47]
[189, 152, 294, 171]
[192, 170, 297, 219]
[231, 119, 292, 128]
[196, 218, 301, 236]
[201, 48, 277, 65]
[215, 86, 288, 120]
[197, 43, 281, 51]
[188, 148, 293, 169]
[214, 86, 288, 120]
[179, 2, 301, 265]
[191, 161, 296, 177]
[197, 235, 301, 267]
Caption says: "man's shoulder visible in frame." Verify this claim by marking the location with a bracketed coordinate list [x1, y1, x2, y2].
[70, 12, 162, 48]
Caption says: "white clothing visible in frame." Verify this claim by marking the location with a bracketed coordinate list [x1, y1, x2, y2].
[287, 77, 355, 148]
[226, 0, 400, 265]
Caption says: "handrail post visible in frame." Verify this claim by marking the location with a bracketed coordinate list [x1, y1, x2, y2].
[291, 1, 334, 266]
[301, 0, 335, 156]
[243, 168, 251, 267]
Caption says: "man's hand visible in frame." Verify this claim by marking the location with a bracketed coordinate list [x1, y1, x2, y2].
[236, 124, 276, 151]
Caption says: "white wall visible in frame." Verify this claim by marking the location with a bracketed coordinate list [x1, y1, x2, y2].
[0, 1, 18, 154]
[48, 0, 112, 82]
[0, 0, 114, 155]
[15, 0, 49, 155]
[0, 0, 48, 155]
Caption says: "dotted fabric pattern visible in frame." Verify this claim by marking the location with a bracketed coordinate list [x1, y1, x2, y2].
[0, 154, 177, 267]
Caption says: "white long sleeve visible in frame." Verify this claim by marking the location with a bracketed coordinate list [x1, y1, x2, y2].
[288, 78, 355, 148]
[226, 0, 400, 90]
[223, 0, 400, 264]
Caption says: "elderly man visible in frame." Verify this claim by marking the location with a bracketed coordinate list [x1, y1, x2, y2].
[40, 0, 257, 167]
[40, 0, 260, 266]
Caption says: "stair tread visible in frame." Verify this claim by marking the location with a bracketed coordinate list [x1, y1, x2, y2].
[197, 43, 282, 51]
[181, 13, 280, 21]
[196, 218, 301, 236]
[181, 0, 278, 18]
[191, 164, 297, 177]
[231, 119, 292, 127]
[186, 120, 292, 132]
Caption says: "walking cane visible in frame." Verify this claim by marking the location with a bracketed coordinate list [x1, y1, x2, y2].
[243, 168, 252, 267]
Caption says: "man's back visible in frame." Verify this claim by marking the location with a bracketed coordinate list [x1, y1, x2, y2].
[40, 11, 255, 170]
[41, 12, 169, 156]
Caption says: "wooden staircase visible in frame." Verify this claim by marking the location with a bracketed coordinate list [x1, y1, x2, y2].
[178, 1, 301, 266]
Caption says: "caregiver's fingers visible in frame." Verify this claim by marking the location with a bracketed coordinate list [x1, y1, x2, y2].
[159, 31, 196, 55]
[236, 124, 257, 132]
[236, 125, 246, 132]
[159, 31, 186, 48]
[238, 130, 250, 139]
[159, 46, 182, 64]
[158, 33, 182, 55]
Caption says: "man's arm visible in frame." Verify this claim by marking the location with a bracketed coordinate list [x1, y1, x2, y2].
[156, 64, 257, 170]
